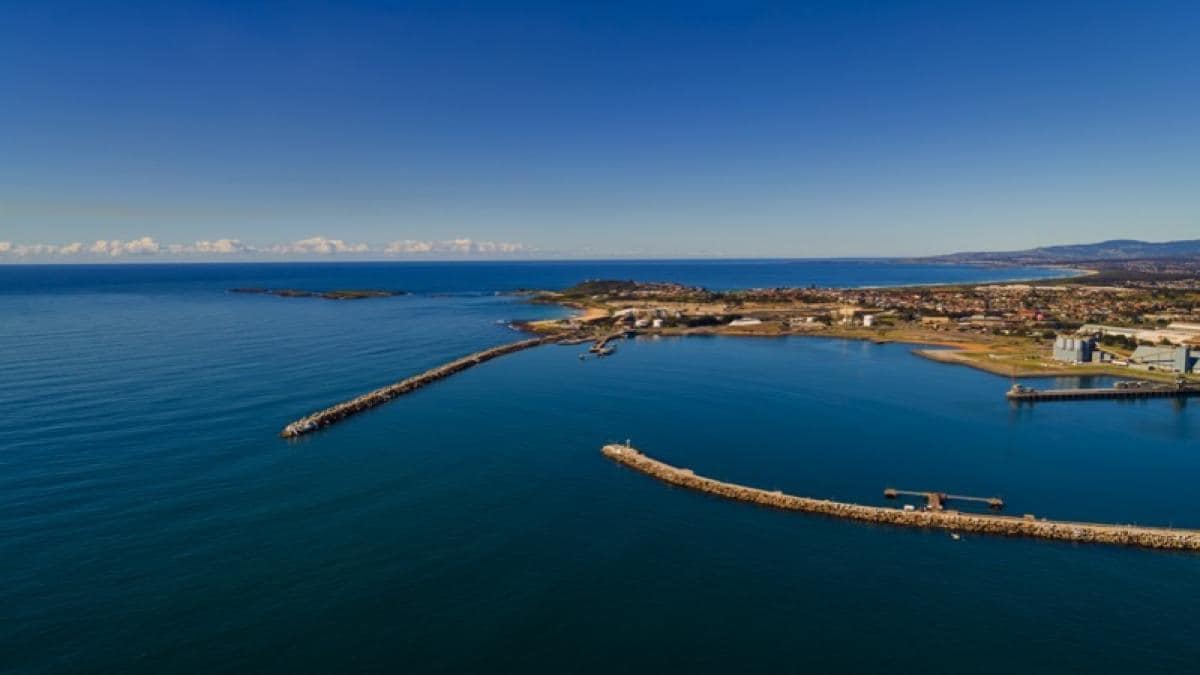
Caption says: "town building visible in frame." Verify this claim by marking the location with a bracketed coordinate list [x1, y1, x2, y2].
[729, 317, 763, 327]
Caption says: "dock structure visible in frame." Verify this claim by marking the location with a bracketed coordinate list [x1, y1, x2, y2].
[1006, 381, 1200, 402]
[280, 337, 549, 438]
[602, 443, 1200, 551]
[590, 330, 632, 353]
[884, 488, 1004, 511]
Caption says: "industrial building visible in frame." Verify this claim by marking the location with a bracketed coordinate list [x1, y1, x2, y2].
[1130, 345, 1197, 373]
[1052, 335, 1095, 364]
[1079, 322, 1200, 346]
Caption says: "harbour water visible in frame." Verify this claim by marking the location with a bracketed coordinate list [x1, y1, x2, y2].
[2, 261, 1197, 674]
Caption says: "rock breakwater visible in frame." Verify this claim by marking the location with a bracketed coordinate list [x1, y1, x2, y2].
[602, 444, 1200, 551]
[281, 337, 549, 437]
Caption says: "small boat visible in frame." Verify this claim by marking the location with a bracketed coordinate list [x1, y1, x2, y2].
[950, 533, 961, 541]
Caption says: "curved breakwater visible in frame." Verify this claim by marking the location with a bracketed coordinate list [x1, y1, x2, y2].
[602, 444, 1200, 551]
[281, 337, 550, 437]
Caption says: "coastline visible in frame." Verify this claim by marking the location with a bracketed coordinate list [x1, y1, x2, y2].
[528, 310, 1164, 381]
[521, 258, 1200, 385]
[625, 324, 1189, 383]
[854, 262, 1094, 288]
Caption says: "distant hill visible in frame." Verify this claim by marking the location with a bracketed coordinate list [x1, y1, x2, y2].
[925, 239, 1200, 264]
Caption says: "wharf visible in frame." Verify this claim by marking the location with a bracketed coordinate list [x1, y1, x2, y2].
[280, 337, 549, 438]
[602, 443, 1200, 551]
[590, 330, 632, 353]
[884, 488, 1004, 511]
[1006, 382, 1200, 402]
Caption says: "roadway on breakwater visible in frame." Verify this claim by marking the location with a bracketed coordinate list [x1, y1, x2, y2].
[281, 337, 551, 437]
[602, 444, 1200, 551]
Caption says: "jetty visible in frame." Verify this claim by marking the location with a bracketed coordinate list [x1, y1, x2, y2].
[1006, 380, 1200, 402]
[602, 443, 1200, 551]
[884, 488, 1004, 511]
[590, 330, 631, 353]
[280, 337, 549, 438]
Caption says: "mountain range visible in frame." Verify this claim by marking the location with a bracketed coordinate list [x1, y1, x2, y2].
[925, 239, 1200, 264]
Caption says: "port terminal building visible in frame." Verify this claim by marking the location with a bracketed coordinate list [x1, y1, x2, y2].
[1129, 345, 1197, 374]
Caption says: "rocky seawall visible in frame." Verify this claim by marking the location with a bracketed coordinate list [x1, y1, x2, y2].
[281, 337, 549, 437]
[602, 444, 1200, 551]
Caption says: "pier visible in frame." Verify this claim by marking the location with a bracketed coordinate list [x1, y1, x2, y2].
[1006, 381, 1200, 402]
[280, 337, 549, 438]
[884, 488, 1004, 511]
[602, 443, 1200, 551]
[590, 330, 632, 353]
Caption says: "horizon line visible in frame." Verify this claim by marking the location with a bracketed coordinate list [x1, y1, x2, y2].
[0, 255, 1064, 266]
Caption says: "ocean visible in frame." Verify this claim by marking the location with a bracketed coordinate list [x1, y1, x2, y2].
[2, 260, 1196, 674]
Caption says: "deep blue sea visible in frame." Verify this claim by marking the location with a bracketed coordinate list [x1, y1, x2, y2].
[2, 260, 1197, 674]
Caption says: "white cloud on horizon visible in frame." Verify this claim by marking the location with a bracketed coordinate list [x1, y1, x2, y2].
[89, 237, 162, 257]
[191, 238, 251, 254]
[269, 236, 370, 255]
[0, 235, 536, 260]
[383, 238, 528, 255]
[0, 241, 89, 257]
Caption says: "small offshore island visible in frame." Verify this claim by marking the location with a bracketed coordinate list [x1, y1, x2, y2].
[230, 287, 407, 300]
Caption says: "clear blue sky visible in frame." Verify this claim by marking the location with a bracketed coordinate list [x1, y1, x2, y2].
[1, 0, 1197, 259]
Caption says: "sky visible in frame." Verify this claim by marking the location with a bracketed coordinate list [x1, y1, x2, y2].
[1, 0, 1198, 261]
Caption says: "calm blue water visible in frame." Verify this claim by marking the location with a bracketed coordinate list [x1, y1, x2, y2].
[0, 258, 1070, 295]
[2, 261, 1196, 674]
